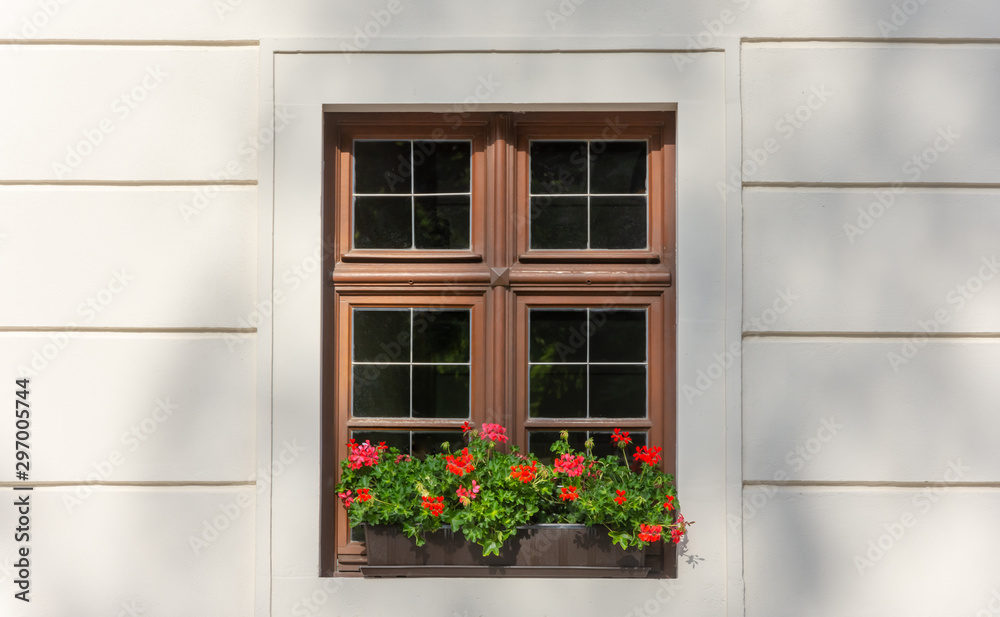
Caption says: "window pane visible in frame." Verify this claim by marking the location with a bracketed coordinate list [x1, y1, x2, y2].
[529, 309, 587, 363]
[589, 141, 647, 194]
[590, 196, 646, 250]
[353, 309, 410, 362]
[530, 196, 587, 249]
[354, 197, 412, 249]
[530, 141, 587, 194]
[413, 141, 471, 194]
[414, 196, 471, 250]
[411, 365, 470, 418]
[529, 364, 586, 418]
[589, 309, 646, 363]
[589, 365, 646, 418]
[354, 141, 410, 194]
[352, 365, 409, 417]
[412, 310, 471, 363]
[412, 431, 464, 458]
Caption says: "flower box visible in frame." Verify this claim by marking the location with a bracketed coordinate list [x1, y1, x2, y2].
[360, 524, 673, 578]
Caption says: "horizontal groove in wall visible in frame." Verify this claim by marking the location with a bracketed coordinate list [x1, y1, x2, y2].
[281, 46, 723, 55]
[0, 180, 257, 187]
[0, 327, 256, 334]
[743, 182, 1000, 190]
[743, 38, 1000, 46]
[743, 331, 1000, 339]
[0, 39, 259, 47]
[745, 480, 1000, 488]
[0, 481, 255, 488]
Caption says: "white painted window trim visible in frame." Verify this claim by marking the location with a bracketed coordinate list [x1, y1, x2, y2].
[257, 38, 744, 617]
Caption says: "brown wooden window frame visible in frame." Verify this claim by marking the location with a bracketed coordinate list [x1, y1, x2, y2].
[321, 111, 676, 576]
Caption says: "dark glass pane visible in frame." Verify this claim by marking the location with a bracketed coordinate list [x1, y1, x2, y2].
[589, 310, 646, 363]
[351, 430, 410, 454]
[589, 365, 646, 418]
[353, 309, 410, 362]
[590, 431, 647, 461]
[529, 364, 586, 418]
[411, 365, 470, 418]
[529, 309, 587, 363]
[413, 141, 471, 194]
[352, 365, 409, 417]
[412, 431, 464, 458]
[528, 431, 588, 464]
[412, 310, 471, 363]
[354, 141, 411, 194]
[590, 196, 646, 249]
[354, 197, 412, 249]
[530, 196, 587, 249]
[530, 141, 587, 194]
[414, 196, 471, 250]
[589, 141, 647, 194]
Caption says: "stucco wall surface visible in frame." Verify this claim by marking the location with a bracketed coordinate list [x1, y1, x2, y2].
[1, 1, 998, 616]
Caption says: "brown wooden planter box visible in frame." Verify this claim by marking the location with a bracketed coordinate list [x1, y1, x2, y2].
[361, 524, 673, 578]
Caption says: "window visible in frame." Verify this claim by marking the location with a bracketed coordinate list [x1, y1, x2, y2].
[321, 112, 676, 574]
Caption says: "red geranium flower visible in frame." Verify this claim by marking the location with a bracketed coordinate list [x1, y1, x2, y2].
[510, 461, 537, 483]
[638, 524, 662, 542]
[560, 486, 579, 501]
[663, 495, 675, 511]
[356, 488, 372, 503]
[614, 489, 627, 505]
[445, 448, 475, 477]
[461, 421, 474, 434]
[481, 423, 509, 444]
[634, 445, 662, 467]
[671, 527, 684, 544]
[553, 453, 585, 477]
[611, 428, 632, 446]
[347, 440, 380, 470]
[337, 490, 353, 508]
[421, 495, 445, 517]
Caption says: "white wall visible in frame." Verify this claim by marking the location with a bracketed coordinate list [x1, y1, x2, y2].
[2, 1, 998, 616]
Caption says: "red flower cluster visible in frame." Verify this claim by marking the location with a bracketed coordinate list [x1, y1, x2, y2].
[481, 423, 509, 443]
[611, 428, 632, 446]
[456, 480, 480, 505]
[638, 524, 662, 542]
[356, 488, 372, 503]
[671, 528, 684, 543]
[421, 495, 444, 517]
[634, 445, 662, 467]
[614, 489, 627, 505]
[445, 448, 475, 477]
[553, 453, 585, 477]
[559, 486, 579, 501]
[346, 439, 380, 470]
[663, 495, 675, 511]
[510, 461, 537, 483]
[461, 421, 473, 434]
[337, 490, 353, 508]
